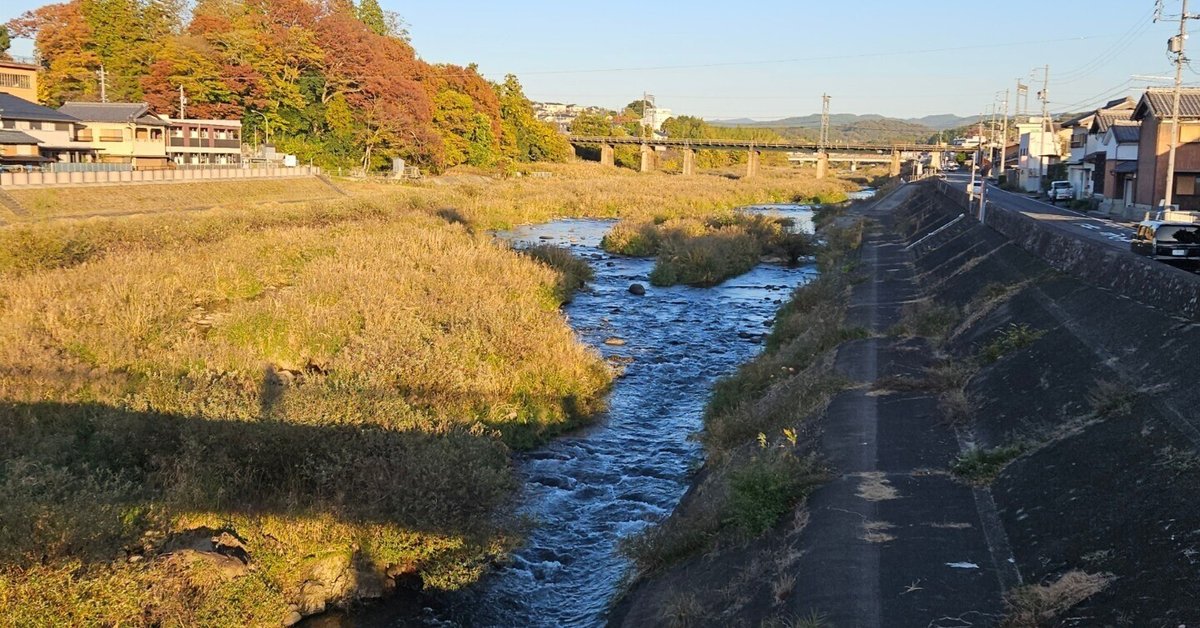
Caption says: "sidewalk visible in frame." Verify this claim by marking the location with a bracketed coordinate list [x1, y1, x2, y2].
[784, 185, 1012, 626]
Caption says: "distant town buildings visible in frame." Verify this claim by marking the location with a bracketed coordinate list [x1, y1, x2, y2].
[532, 102, 608, 132]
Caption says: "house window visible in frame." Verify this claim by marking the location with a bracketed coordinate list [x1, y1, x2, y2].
[0, 73, 31, 90]
[77, 129, 93, 141]
[1, 120, 13, 130]
[28, 122, 41, 130]
[54, 123, 69, 131]
[99, 130, 123, 142]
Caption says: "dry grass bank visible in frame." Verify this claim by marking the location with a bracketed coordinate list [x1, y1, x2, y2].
[6, 177, 343, 221]
[0, 162, 858, 624]
[0, 209, 609, 624]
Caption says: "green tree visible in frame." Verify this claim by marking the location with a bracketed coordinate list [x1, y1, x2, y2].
[496, 74, 569, 162]
[569, 111, 616, 137]
[0, 25, 11, 60]
[356, 0, 388, 36]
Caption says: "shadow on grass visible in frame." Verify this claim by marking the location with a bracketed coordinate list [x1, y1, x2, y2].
[0, 398, 515, 567]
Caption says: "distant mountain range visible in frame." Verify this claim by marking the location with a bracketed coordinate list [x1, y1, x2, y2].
[712, 113, 976, 131]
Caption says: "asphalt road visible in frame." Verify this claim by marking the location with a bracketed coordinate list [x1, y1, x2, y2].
[942, 173, 1135, 249]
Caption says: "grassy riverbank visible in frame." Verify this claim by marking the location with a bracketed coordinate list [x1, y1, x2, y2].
[0, 163, 856, 624]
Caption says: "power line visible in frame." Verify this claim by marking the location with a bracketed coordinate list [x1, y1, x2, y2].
[513, 34, 1112, 76]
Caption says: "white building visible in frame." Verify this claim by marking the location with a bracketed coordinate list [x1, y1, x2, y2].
[640, 106, 673, 131]
[1016, 117, 1066, 192]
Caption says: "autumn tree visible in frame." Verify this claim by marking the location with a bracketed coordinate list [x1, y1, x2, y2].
[497, 74, 569, 162]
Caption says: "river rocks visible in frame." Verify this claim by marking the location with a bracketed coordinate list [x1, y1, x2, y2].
[288, 550, 414, 622]
[604, 337, 626, 346]
[628, 283, 646, 296]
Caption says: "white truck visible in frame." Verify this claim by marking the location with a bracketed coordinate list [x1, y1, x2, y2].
[1048, 180, 1074, 205]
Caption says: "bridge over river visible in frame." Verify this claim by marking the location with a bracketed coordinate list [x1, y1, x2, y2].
[567, 135, 969, 178]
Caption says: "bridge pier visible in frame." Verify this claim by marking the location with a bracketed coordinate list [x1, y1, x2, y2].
[816, 152, 829, 179]
[746, 149, 761, 178]
[850, 161, 858, 172]
[568, 144, 577, 161]
[682, 148, 696, 176]
[889, 149, 901, 177]
[600, 144, 615, 168]
[640, 144, 656, 173]
[930, 151, 941, 171]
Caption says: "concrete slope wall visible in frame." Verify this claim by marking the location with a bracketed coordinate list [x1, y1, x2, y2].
[899, 184, 1200, 625]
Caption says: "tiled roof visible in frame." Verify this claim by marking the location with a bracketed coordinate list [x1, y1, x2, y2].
[1114, 161, 1138, 174]
[1092, 111, 1134, 134]
[58, 102, 170, 126]
[1111, 122, 1141, 144]
[1133, 88, 1200, 120]
[0, 129, 41, 145]
[0, 93, 80, 123]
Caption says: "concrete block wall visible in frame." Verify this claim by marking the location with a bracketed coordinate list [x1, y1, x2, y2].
[0, 166, 322, 189]
[927, 179, 1200, 321]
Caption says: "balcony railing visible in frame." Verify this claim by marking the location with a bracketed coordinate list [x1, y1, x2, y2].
[168, 138, 242, 149]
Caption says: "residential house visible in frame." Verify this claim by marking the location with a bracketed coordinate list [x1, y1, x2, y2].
[0, 59, 39, 104]
[1093, 120, 1141, 215]
[58, 102, 171, 169]
[163, 118, 244, 165]
[0, 93, 95, 164]
[1062, 97, 1135, 199]
[1016, 117, 1067, 192]
[0, 129, 49, 167]
[1131, 88, 1200, 213]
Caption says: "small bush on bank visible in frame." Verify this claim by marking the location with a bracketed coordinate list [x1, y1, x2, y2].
[727, 450, 823, 536]
[979, 323, 1045, 364]
[952, 443, 1028, 485]
[891, 299, 960, 343]
[519, 244, 595, 302]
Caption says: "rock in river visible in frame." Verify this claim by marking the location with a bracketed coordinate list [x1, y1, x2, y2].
[628, 283, 646, 296]
[604, 337, 626, 346]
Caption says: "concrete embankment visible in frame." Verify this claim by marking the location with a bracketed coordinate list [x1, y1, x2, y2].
[610, 181, 1200, 626]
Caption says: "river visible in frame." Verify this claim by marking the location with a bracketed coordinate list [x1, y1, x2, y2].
[342, 203, 827, 627]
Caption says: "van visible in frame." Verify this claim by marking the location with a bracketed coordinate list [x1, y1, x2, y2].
[1131, 220, 1200, 269]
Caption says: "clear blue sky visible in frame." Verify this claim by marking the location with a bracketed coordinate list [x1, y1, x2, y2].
[0, 0, 1186, 120]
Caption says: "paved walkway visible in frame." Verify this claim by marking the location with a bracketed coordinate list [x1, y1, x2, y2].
[785, 185, 1014, 627]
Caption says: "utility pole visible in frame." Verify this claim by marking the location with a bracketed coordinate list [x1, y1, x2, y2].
[999, 88, 1010, 183]
[1016, 80, 1029, 121]
[819, 93, 831, 152]
[1037, 65, 1051, 189]
[178, 85, 187, 119]
[1164, 0, 1198, 209]
[642, 91, 650, 140]
[97, 65, 108, 103]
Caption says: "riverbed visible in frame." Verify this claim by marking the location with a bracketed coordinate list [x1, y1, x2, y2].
[349, 205, 822, 627]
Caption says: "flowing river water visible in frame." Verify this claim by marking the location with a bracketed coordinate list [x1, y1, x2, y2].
[341, 202, 849, 627]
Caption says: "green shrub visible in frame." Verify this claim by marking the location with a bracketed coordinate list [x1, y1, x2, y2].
[979, 323, 1045, 364]
[952, 443, 1028, 485]
[727, 451, 823, 536]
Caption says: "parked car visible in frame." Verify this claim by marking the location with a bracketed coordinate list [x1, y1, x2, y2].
[1131, 219, 1200, 269]
[1048, 180, 1074, 204]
